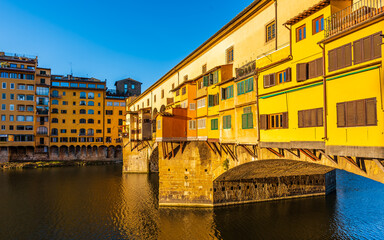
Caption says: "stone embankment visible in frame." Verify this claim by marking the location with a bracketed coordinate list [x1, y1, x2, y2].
[0, 161, 122, 170]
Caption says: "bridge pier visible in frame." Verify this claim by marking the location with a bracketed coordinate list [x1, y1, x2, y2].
[158, 141, 336, 207]
[123, 139, 157, 173]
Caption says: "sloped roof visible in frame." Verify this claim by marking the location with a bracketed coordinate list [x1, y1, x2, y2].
[284, 0, 330, 26]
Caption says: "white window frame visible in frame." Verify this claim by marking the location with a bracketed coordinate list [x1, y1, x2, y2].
[189, 120, 196, 130]
[198, 118, 206, 129]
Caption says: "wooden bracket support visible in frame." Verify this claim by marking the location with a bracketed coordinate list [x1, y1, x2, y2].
[286, 149, 300, 158]
[266, 148, 284, 158]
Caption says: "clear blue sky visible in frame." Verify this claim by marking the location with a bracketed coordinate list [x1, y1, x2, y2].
[0, 0, 253, 91]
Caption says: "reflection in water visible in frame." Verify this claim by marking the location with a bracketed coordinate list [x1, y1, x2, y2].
[0, 167, 383, 240]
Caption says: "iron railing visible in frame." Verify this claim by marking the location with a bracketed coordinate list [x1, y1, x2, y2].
[325, 0, 384, 37]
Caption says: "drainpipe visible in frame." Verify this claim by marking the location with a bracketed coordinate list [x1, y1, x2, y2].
[275, 0, 278, 51]
[318, 43, 328, 141]
[283, 23, 292, 57]
[255, 71, 260, 142]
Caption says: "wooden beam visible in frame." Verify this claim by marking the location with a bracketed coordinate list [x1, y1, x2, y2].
[224, 144, 237, 161]
[240, 145, 256, 158]
[298, 149, 319, 161]
[266, 148, 284, 158]
[373, 159, 384, 173]
[212, 142, 222, 157]
[205, 141, 216, 155]
[318, 150, 338, 165]
[286, 149, 300, 158]
[343, 156, 366, 174]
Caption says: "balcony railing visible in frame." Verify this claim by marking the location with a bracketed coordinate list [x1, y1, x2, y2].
[325, 0, 384, 37]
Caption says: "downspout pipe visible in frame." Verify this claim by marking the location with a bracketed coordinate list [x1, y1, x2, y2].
[318, 42, 328, 141]
[275, 0, 278, 51]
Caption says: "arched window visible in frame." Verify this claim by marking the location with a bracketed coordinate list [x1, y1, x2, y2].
[52, 100, 58, 105]
[87, 128, 94, 135]
[52, 118, 58, 123]
[88, 92, 94, 99]
[88, 101, 94, 106]
[52, 90, 59, 97]
[52, 108, 58, 113]
[79, 101, 86, 106]
[80, 109, 86, 114]
[51, 128, 58, 135]
[80, 92, 86, 99]
[79, 118, 86, 124]
[79, 128, 86, 135]
[88, 119, 94, 124]
[88, 109, 94, 114]
[37, 126, 48, 135]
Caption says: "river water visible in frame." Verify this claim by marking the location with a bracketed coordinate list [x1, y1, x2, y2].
[0, 165, 383, 240]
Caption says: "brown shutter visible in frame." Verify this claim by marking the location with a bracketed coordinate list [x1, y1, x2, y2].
[344, 43, 352, 67]
[260, 114, 267, 130]
[304, 110, 311, 127]
[263, 75, 270, 88]
[346, 101, 356, 127]
[328, 49, 337, 72]
[298, 110, 304, 128]
[310, 109, 317, 127]
[363, 36, 372, 62]
[353, 39, 363, 64]
[373, 32, 382, 59]
[282, 112, 288, 129]
[308, 60, 316, 79]
[336, 46, 344, 70]
[316, 58, 323, 77]
[296, 63, 307, 82]
[317, 108, 323, 127]
[366, 98, 377, 126]
[286, 67, 291, 82]
[269, 73, 276, 86]
[356, 99, 366, 126]
[337, 102, 346, 127]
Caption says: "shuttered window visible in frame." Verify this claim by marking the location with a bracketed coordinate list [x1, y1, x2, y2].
[260, 112, 288, 130]
[237, 81, 245, 95]
[189, 120, 196, 130]
[296, 63, 308, 82]
[208, 94, 219, 107]
[197, 118, 206, 129]
[182, 87, 186, 95]
[308, 58, 323, 79]
[211, 118, 218, 130]
[263, 73, 276, 88]
[222, 85, 234, 100]
[203, 76, 209, 87]
[328, 43, 352, 72]
[242, 107, 253, 129]
[223, 115, 231, 129]
[298, 108, 323, 128]
[337, 98, 377, 127]
[353, 32, 382, 65]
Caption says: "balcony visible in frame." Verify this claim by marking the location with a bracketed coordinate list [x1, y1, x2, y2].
[37, 109, 49, 115]
[325, 0, 384, 38]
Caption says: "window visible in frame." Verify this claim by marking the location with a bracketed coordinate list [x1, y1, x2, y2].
[223, 115, 231, 129]
[61, 110, 67, 114]
[52, 100, 58, 105]
[16, 125, 25, 130]
[10, 83, 14, 89]
[60, 129, 67, 133]
[106, 110, 113, 115]
[52, 108, 58, 113]
[107, 119, 111, 124]
[9, 105, 14, 111]
[16, 115, 25, 121]
[337, 98, 377, 127]
[88, 109, 94, 114]
[88, 119, 94, 124]
[211, 119, 218, 130]
[79, 119, 86, 124]
[202, 64, 207, 73]
[197, 98, 206, 109]
[353, 32, 382, 65]
[70, 83, 78, 88]
[27, 85, 34, 91]
[9, 115, 14, 121]
[107, 128, 111, 133]
[154, 95, 156, 103]
[182, 87, 186, 95]
[161, 89, 164, 99]
[26, 106, 33, 112]
[18, 84, 25, 90]
[124, 84, 128, 93]
[88, 101, 94, 106]
[80, 92, 86, 99]
[88, 84, 95, 89]
[298, 108, 323, 128]
[114, 102, 119, 106]
[189, 120, 196, 130]
[88, 92, 94, 99]
[80, 129, 86, 135]
[266, 21, 276, 42]
[197, 118, 206, 129]
[87, 129, 94, 135]
[79, 83, 86, 88]
[312, 15, 324, 34]
[208, 94, 219, 107]
[80, 101, 86, 106]
[1, 93, 5, 100]
[26, 95, 34, 101]
[1, 104, 5, 110]
[71, 129, 77, 133]
[222, 85, 233, 100]
[17, 95, 25, 101]
[264, 68, 292, 87]
[119, 110, 123, 115]
[157, 120, 161, 130]
[296, 24, 306, 42]
[73, 101, 76, 106]
[328, 43, 352, 72]
[189, 103, 196, 110]
[2, 83, 5, 89]
[176, 90, 180, 96]
[107, 102, 113, 106]
[1, 115, 5, 121]
[226, 46, 234, 63]
[260, 112, 289, 130]
[36, 87, 49, 96]
[17, 105, 25, 111]
[118, 119, 123, 125]
[62, 101, 68, 105]
[241, 107, 253, 129]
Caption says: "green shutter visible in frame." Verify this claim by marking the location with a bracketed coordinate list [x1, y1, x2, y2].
[228, 115, 231, 128]
[203, 76, 208, 87]
[249, 78, 253, 91]
[248, 113, 253, 128]
[229, 86, 233, 98]
[242, 114, 247, 129]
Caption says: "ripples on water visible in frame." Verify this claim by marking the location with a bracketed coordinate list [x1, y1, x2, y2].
[0, 166, 383, 240]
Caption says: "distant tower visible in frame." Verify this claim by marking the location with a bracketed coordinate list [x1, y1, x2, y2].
[114, 78, 142, 97]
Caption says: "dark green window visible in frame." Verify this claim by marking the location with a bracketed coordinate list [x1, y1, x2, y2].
[244, 78, 253, 93]
[211, 118, 218, 130]
[222, 85, 234, 100]
[237, 81, 245, 95]
[208, 94, 219, 107]
[203, 76, 209, 87]
[223, 115, 231, 129]
[242, 107, 253, 129]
